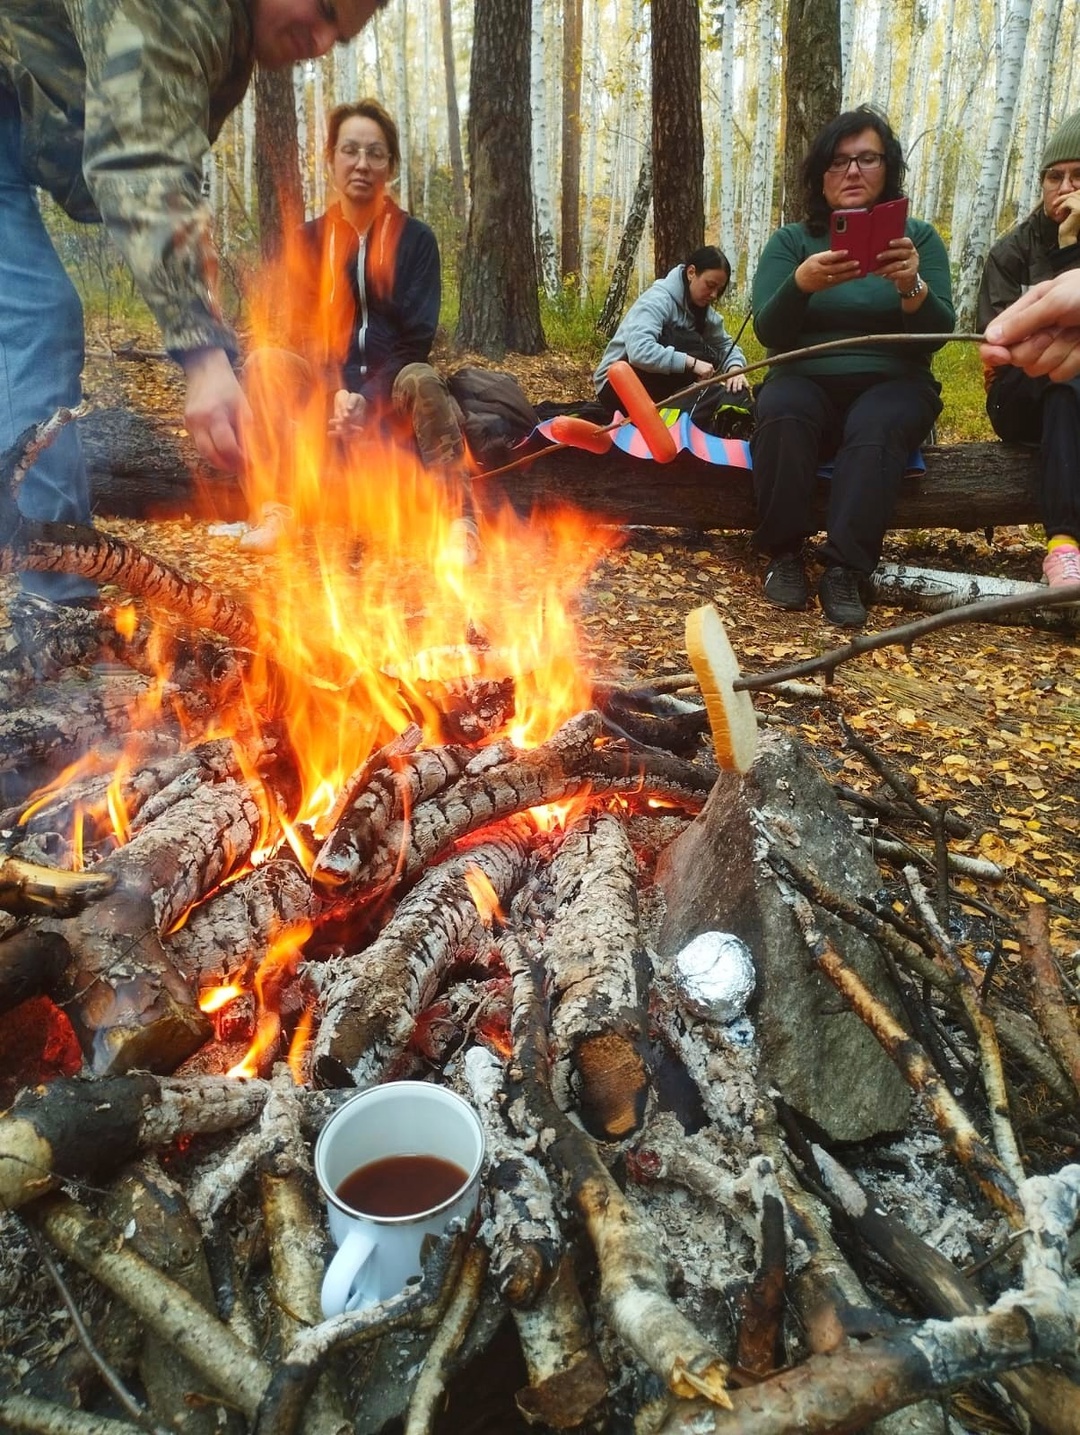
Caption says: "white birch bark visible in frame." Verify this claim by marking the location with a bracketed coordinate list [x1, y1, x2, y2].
[580, 0, 601, 291]
[745, 0, 777, 279]
[395, 1, 410, 212]
[839, 0, 853, 103]
[956, 0, 1035, 328]
[1015, 0, 1064, 210]
[242, 89, 255, 222]
[921, 0, 957, 226]
[531, 0, 559, 297]
[312, 61, 326, 214]
[293, 65, 311, 219]
[717, 0, 737, 279]
[870, 0, 893, 114]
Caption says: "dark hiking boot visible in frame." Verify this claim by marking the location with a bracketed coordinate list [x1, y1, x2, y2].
[762, 553, 809, 610]
[818, 565, 867, 626]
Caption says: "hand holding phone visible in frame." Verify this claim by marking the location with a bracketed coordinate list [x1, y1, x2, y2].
[829, 198, 909, 274]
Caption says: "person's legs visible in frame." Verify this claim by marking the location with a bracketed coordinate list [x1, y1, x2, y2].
[750, 374, 835, 557]
[0, 100, 96, 602]
[822, 377, 941, 576]
[392, 362, 478, 561]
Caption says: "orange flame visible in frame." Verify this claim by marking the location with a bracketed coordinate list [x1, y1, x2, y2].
[199, 983, 245, 1014]
[463, 864, 503, 927]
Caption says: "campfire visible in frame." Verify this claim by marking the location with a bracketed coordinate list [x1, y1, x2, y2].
[2, 367, 1079, 1434]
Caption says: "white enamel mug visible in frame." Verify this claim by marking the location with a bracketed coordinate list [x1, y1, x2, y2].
[314, 1081, 485, 1317]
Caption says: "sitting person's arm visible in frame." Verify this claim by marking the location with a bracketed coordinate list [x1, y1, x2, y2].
[621, 285, 709, 377]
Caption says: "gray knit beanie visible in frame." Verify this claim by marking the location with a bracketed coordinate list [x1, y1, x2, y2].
[1041, 111, 1080, 172]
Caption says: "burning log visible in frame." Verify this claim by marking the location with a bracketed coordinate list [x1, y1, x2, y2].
[312, 736, 476, 890]
[309, 822, 534, 1083]
[166, 856, 316, 990]
[0, 858, 114, 920]
[2, 775, 273, 1074]
[326, 712, 715, 905]
[0, 1074, 266, 1211]
[1, 519, 258, 648]
[542, 811, 651, 1139]
[1, 594, 123, 689]
[503, 931, 733, 1407]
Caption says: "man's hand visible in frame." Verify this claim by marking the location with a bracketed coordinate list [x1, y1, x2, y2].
[182, 348, 249, 472]
[1057, 190, 1080, 248]
[328, 389, 367, 436]
[981, 272, 1080, 382]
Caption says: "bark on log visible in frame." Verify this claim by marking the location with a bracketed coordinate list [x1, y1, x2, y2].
[81, 408, 1038, 533]
[333, 715, 715, 905]
[496, 443, 1040, 532]
[28, 1193, 272, 1419]
[543, 812, 651, 1139]
[0, 1073, 266, 1211]
[2, 776, 269, 1074]
[310, 824, 534, 1083]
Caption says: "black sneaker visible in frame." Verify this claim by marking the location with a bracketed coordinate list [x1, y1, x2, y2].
[818, 565, 867, 626]
[763, 553, 809, 610]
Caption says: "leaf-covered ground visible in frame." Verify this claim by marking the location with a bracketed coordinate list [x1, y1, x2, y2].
[6, 344, 1079, 962]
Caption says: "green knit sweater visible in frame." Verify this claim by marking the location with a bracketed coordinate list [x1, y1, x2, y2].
[752, 218, 956, 382]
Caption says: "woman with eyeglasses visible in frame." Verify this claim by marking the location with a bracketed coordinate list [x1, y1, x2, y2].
[977, 110, 1080, 590]
[750, 106, 954, 625]
[242, 97, 474, 557]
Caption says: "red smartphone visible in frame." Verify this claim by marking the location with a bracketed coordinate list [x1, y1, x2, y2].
[830, 197, 909, 273]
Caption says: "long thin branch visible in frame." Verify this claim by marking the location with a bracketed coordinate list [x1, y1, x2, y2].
[1019, 903, 1080, 1104]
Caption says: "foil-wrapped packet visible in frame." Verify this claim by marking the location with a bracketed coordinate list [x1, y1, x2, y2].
[674, 931, 756, 1022]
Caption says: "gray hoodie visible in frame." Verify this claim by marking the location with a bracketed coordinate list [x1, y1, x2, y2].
[593, 264, 746, 394]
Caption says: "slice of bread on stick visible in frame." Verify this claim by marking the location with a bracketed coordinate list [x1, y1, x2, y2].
[685, 603, 758, 773]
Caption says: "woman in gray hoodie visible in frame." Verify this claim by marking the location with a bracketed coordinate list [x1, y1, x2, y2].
[593, 245, 748, 416]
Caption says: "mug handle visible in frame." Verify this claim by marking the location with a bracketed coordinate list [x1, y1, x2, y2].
[321, 1227, 377, 1318]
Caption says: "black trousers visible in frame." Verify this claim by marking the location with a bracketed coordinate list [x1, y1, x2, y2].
[986, 367, 1080, 544]
[750, 372, 941, 574]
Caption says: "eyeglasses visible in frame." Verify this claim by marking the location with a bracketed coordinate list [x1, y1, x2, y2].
[1044, 166, 1080, 188]
[336, 142, 391, 168]
[826, 151, 886, 173]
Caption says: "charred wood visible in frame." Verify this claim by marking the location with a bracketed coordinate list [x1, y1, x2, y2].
[511, 1254, 610, 1430]
[166, 856, 315, 991]
[311, 739, 476, 890]
[310, 824, 533, 1083]
[2, 519, 257, 648]
[0, 1073, 266, 1211]
[402, 1241, 489, 1435]
[332, 716, 714, 904]
[543, 811, 651, 1139]
[0, 859, 114, 920]
[502, 932, 733, 1407]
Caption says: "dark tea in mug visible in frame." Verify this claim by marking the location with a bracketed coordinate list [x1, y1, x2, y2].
[337, 1153, 468, 1218]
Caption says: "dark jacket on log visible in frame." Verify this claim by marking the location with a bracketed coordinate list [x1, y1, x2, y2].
[977, 207, 1080, 333]
[287, 197, 441, 407]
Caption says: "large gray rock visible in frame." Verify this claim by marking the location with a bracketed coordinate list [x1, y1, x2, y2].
[656, 730, 911, 1141]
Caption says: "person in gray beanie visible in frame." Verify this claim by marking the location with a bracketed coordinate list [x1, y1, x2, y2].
[977, 110, 1080, 587]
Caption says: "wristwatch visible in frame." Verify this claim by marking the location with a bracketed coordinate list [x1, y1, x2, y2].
[899, 275, 925, 300]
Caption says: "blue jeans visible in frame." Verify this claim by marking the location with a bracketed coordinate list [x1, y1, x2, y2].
[0, 95, 96, 602]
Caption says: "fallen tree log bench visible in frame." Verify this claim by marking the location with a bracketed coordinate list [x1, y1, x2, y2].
[81, 406, 1042, 534]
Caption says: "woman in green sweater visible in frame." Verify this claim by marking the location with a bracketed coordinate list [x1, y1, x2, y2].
[751, 106, 955, 625]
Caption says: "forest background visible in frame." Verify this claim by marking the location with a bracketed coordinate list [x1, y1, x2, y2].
[44, 0, 1079, 437]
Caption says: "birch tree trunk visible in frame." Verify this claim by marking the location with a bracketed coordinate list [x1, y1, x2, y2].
[745, 0, 777, 278]
[781, 0, 841, 225]
[870, 0, 893, 113]
[581, 0, 602, 291]
[651, 0, 704, 275]
[1015, 0, 1064, 210]
[955, 0, 1035, 328]
[598, 155, 653, 337]
[531, 4, 559, 298]
[839, 0, 853, 102]
[921, 0, 957, 227]
[561, 0, 584, 285]
[717, 0, 737, 276]
[395, 1, 411, 213]
[455, 0, 545, 356]
[439, 0, 467, 225]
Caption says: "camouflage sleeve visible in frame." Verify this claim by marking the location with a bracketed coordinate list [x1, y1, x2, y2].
[75, 0, 252, 359]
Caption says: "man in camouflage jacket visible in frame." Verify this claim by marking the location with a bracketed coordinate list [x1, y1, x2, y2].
[0, 0, 381, 603]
